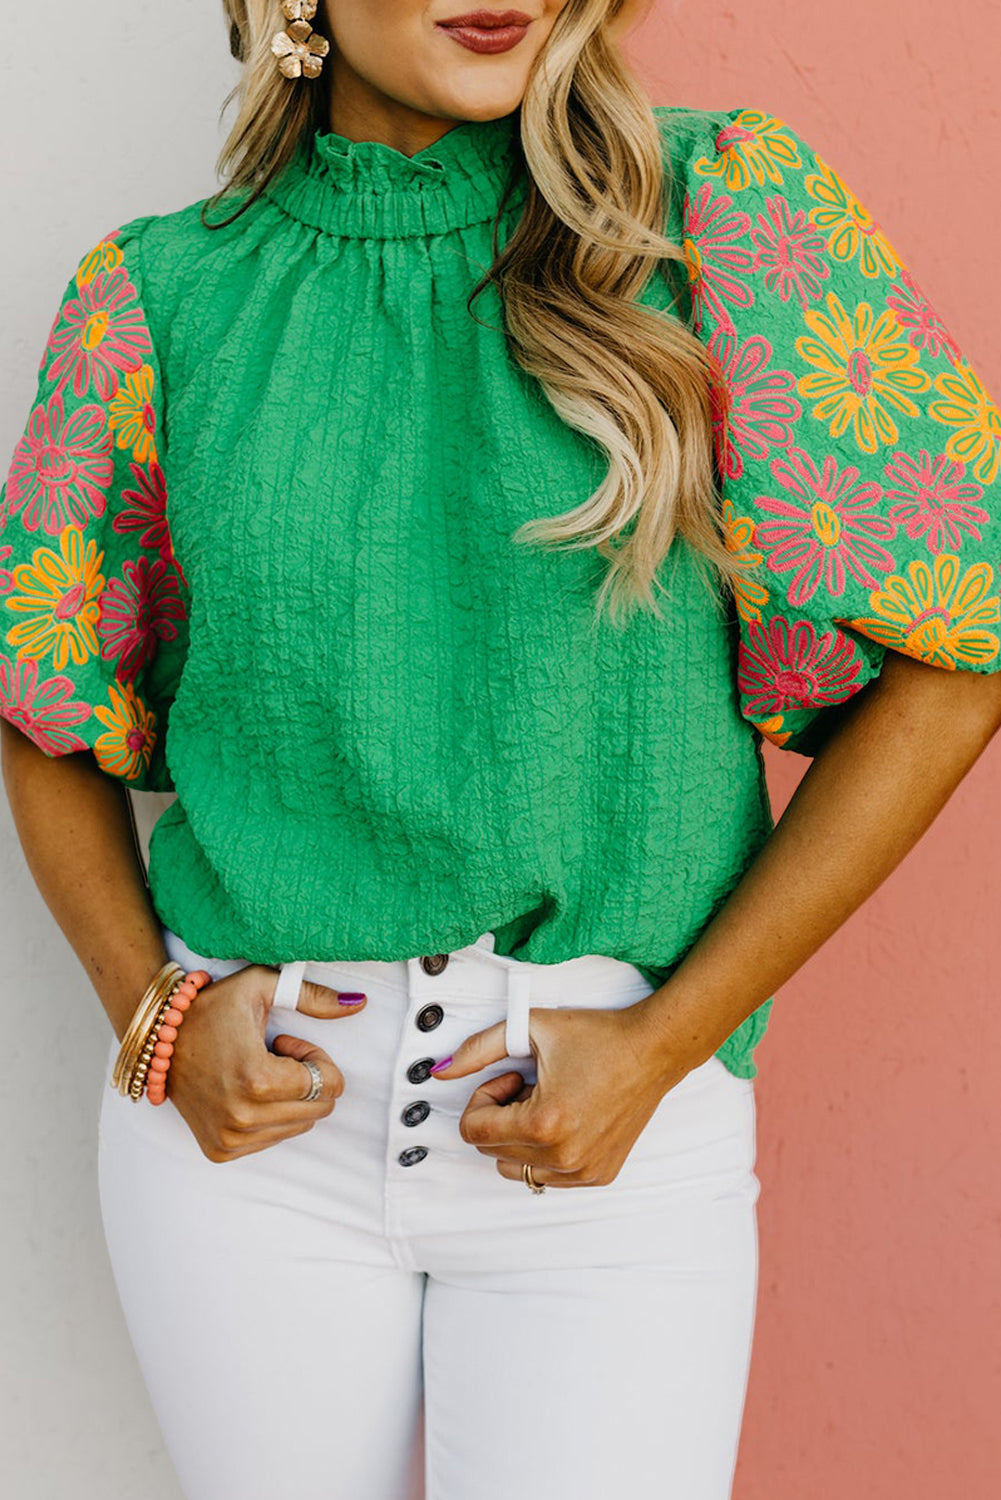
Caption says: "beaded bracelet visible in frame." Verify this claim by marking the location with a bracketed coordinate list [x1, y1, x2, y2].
[111, 961, 186, 1096]
[145, 969, 212, 1105]
[111, 963, 212, 1102]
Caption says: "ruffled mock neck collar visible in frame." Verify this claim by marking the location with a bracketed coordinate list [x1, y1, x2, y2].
[263, 108, 529, 239]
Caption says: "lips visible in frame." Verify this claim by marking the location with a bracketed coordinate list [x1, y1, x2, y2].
[436, 12, 532, 54]
[439, 10, 532, 26]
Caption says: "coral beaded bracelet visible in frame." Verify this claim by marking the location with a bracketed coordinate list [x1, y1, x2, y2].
[111, 962, 213, 1103]
[145, 969, 212, 1105]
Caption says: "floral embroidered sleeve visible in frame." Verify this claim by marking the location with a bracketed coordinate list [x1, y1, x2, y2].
[0, 216, 189, 790]
[679, 106, 1001, 754]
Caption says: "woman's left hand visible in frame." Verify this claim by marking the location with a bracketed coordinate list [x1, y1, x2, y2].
[428, 1000, 692, 1188]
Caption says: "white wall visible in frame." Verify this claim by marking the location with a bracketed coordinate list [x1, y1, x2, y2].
[1, 6, 237, 1494]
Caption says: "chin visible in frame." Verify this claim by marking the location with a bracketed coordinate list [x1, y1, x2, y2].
[429, 91, 525, 124]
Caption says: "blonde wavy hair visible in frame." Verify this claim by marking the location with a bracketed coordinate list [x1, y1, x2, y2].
[212, 0, 745, 628]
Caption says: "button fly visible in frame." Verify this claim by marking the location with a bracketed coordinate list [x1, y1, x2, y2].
[420, 953, 449, 976]
[402, 1101, 430, 1127]
[416, 1003, 444, 1031]
[398, 1146, 428, 1167]
[407, 1057, 436, 1084]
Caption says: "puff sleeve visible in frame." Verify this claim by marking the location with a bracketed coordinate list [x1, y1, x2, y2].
[679, 107, 1001, 754]
[0, 216, 190, 790]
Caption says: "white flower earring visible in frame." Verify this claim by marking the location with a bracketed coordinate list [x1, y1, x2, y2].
[271, 1, 331, 80]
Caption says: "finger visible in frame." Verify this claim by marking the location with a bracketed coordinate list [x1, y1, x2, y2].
[210, 1118, 319, 1161]
[427, 1019, 510, 1079]
[297, 978, 368, 1020]
[260, 964, 368, 1020]
[260, 1035, 344, 1103]
[458, 1072, 541, 1152]
[493, 1159, 579, 1187]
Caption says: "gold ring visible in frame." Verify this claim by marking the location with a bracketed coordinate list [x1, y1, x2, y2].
[523, 1162, 546, 1194]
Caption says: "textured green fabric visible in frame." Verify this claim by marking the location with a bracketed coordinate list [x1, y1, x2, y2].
[5, 105, 1000, 1080]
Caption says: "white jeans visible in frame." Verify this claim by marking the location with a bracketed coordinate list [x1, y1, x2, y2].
[97, 926, 760, 1500]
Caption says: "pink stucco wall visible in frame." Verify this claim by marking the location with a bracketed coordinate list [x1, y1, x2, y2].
[625, 4, 1001, 1497]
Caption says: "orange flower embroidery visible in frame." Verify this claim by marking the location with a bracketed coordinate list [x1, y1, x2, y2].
[5, 525, 105, 671]
[796, 291, 930, 453]
[849, 554, 1001, 669]
[929, 358, 1001, 487]
[93, 679, 158, 780]
[109, 363, 158, 465]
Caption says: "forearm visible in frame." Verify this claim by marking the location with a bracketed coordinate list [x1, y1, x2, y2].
[1, 721, 169, 1042]
[639, 651, 1001, 1083]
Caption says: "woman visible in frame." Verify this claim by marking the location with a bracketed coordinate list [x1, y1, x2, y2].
[3, 2, 1001, 1497]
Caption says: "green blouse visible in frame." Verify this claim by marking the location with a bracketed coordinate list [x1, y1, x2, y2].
[4, 104, 1001, 1079]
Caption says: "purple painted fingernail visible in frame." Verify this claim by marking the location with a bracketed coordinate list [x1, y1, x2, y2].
[339, 992, 366, 1005]
[430, 1055, 453, 1074]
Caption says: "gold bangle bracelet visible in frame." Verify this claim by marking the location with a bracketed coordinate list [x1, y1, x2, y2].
[119, 983, 183, 1099]
[116, 975, 184, 1097]
[112, 972, 179, 1093]
[111, 962, 186, 1095]
[127, 990, 178, 1100]
[114, 961, 181, 1060]
[118, 962, 184, 1057]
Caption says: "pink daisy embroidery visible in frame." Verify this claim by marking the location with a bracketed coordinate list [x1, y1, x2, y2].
[114, 458, 169, 552]
[682, 183, 754, 332]
[885, 269, 962, 365]
[754, 446, 897, 604]
[883, 450, 987, 554]
[98, 553, 188, 681]
[708, 323, 800, 480]
[45, 263, 152, 403]
[0, 656, 91, 755]
[750, 195, 831, 310]
[113, 460, 188, 588]
[738, 615, 863, 717]
[4, 387, 115, 535]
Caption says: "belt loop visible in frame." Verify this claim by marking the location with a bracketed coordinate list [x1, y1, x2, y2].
[272, 959, 308, 1011]
[505, 967, 533, 1058]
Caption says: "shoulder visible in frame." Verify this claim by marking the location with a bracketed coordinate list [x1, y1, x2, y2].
[60, 195, 219, 298]
[127, 188, 259, 271]
[651, 102, 736, 162]
[651, 103, 824, 196]
[84, 186, 270, 357]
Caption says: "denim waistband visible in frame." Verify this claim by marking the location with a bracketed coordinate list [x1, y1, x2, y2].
[159, 925, 656, 1063]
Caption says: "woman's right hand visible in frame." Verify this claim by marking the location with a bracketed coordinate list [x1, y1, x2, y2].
[161, 964, 367, 1163]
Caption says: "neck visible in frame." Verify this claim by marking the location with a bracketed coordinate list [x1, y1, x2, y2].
[262, 107, 529, 241]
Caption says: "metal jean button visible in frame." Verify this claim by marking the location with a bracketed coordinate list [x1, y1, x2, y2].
[420, 953, 449, 976]
[402, 1101, 431, 1128]
[398, 1146, 429, 1167]
[407, 1057, 436, 1085]
[416, 1003, 444, 1031]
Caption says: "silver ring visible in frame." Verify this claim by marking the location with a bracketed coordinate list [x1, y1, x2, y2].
[300, 1059, 323, 1102]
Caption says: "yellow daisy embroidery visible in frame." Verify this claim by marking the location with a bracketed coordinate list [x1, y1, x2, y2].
[109, 363, 159, 464]
[93, 680, 158, 781]
[4, 525, 105, 671]
[849, 554, 1001, 668]
[76, 236, 123, 289]
[805, 157, 900, 279]
[796, 291, 930, 454]
[722, 497, 769, 623]
[751, 714, 793, 747]
[693, 111, 802, 193]
[929, 358, 1001, 487]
